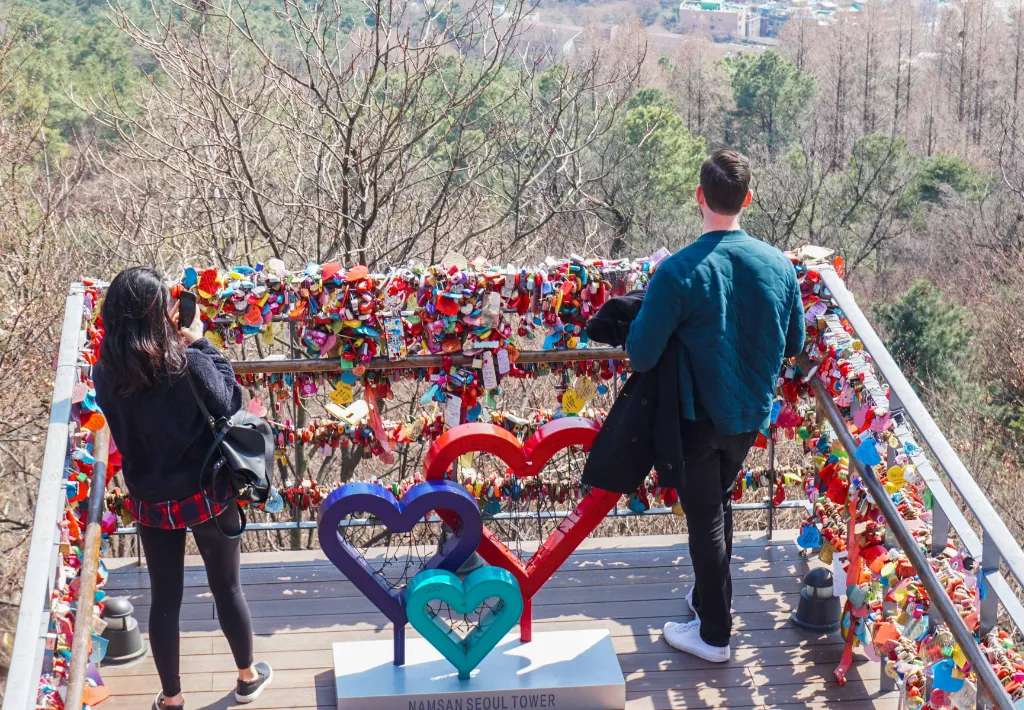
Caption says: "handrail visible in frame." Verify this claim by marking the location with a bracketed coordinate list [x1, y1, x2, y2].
[63, 427, 110, 710]
[816, 266, 1024, 633]
[2, 284, 85, 710]
[817, 266, 1024, 587]
[231, 346, 628, 374]
[110, 499, 812, 535]
[803, 360, 1014, 710]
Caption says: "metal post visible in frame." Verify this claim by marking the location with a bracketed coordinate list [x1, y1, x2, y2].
[930, 504, 951, 557]
[879, 589, 896, 692]
[980, 530, 1001, 637]
[289, 321, 305, 551]
[766, 426, 776, 541]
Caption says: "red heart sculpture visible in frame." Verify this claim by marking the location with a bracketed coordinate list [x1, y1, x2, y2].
[423, 417, 621, 642]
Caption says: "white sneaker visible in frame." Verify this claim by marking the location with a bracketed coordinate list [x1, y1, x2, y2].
[685, 586, 697, 617]
[662, 619, 730, 663]
[663, 617, 699, 638]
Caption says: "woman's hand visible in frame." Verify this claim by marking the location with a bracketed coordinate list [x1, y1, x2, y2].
[181, 316, 204, 345]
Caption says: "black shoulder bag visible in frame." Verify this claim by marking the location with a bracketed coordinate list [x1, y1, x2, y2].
[186, 374, 275, 538]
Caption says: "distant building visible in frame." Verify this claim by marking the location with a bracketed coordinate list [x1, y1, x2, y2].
[752, 3, 792, 38]
[677, 1, 755, 40]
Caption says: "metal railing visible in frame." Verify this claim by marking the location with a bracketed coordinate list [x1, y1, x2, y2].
[112, 344, 805, 538]
[230, 346, 630, 374]
[805, 370, 1013, 709]
[3, 285, 86, 710]
[811, 264, 1024, 709]
[26, 267, 1016, 708]
[111, 500, 810, 536]
[5, 284, 806, 709]
[817, 266, 1024, 634]
[64, 427, 110, 710]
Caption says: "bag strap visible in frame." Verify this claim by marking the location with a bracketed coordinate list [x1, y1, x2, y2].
[188, 372, 246, 539]
[225, 503, 247, 539]
[209, 498, 247, 539]
[184, 370, 219, 431]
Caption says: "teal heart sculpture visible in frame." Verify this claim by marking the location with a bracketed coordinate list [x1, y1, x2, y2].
[405, 566, 523, 680]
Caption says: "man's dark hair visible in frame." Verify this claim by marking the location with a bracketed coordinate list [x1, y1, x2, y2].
[699, 149, 751, 216]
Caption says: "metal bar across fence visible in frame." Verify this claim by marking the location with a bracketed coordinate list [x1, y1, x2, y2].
[111, 499, 811, 536]
[230, 346, 628, 375]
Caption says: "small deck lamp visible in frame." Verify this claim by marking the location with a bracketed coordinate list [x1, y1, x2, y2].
[100, 597, 146, 663]
[791, 568, 840, 632]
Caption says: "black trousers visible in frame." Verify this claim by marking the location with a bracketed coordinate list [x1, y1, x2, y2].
[138, 505, 254, 697]
[676, 419, 757, 647]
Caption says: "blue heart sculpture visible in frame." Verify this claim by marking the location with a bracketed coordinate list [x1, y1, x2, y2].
[405, 567, 523, 680]
[318, 480, 481, 665]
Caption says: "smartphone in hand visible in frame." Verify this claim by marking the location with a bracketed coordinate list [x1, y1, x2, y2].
[178, 290, 197, 329]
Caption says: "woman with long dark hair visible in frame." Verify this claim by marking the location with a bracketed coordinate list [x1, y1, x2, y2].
[93, 267, 273, 710]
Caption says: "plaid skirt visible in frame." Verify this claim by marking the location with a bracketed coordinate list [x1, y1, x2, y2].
[127, 481, 234, 530]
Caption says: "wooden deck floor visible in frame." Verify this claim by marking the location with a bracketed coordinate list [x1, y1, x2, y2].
[99, 531, 899, 709]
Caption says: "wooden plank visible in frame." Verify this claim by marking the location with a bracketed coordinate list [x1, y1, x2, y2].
[107, 558, 812, 609]
[101, 630, 850, 682]
[130, 598, 799, 636]
[104, 533, 806, 587]
[159, 611, 842, 656]
[104, 548, 810, 594]
[103, 530, 799, 573]
[746, 660, 899, 707]
[622, 675, 761, 708]
[623, 694, 901, 710]
[105, 557, 813, 606]
[153, 608, 839, 657]
[99, 682, 335, 710]
[763, 701, 901, 710]
[624, 665, 755, 693]
[123, 581, 802, 627]
[99, 532, 894, 710]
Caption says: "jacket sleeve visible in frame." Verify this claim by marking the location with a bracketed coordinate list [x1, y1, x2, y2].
[626, 266, 688, 373]
[784, 272, 805, 358]
[186, 338, 242, 418]
[586, 293, 641, 346]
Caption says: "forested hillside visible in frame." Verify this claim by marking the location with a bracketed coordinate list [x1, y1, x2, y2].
[2, 0, 1023, 692]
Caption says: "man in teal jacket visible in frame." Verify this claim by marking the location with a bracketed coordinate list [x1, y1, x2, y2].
[626, 148, 805, 662]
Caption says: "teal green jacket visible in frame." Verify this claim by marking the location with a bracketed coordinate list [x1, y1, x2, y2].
[625, 230, 804, 435]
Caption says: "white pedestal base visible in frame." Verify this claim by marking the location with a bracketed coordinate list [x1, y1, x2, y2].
[332, 629, 625, 710]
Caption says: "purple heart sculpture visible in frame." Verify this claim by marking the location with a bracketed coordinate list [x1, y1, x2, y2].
[317, 479, 482, 666]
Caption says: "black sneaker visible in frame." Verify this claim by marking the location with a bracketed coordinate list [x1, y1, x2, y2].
[152, 694, 184, 710]
[234, 661, 273, 704]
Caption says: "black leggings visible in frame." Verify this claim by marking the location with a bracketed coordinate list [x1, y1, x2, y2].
[139, 505, 254, 697]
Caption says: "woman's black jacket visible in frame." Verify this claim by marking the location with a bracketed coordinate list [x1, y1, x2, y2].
[581, 291, 685, 494]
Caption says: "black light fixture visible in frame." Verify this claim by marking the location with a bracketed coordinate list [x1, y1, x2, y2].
[455, 550, 487, 578]
[437, 525, 487, 578]
[100, 597, 146, 663]
[790, 568, 840, 632]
